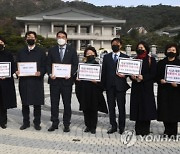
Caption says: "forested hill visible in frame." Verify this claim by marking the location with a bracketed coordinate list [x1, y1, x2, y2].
[0, 0, 180, 32]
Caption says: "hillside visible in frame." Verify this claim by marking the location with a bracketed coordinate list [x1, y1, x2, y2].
[0, 0, 180, 33]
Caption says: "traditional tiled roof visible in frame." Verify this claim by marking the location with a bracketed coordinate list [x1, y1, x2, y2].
[16, 7, 126, 24]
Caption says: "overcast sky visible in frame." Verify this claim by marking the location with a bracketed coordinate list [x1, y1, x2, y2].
[63, 0, 180, 7]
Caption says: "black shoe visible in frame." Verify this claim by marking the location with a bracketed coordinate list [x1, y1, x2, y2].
[1, 124, 7, 129]
[20, 124, 30, 130]
[119, 128, 125, 134]
[48, 126, 58, 132]
[63, 126, 70, 132]
[91, 129, 96, 134]
[107, 128, 117, 134]
[84, 127, 90, 133]
[34, 125, 41, 130]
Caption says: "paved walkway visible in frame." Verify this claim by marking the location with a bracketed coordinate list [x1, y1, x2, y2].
[0, 78, 180, 154]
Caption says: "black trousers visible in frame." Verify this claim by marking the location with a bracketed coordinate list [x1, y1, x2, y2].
[0, 87, 7, 125]
[83, 110, 98, 130]
[50, 84, 72, 127]
[106, 87, 126, 130]
[135, 121, 150, 135]
[22, 105, 41, 126]
[164, 122, 178, 136]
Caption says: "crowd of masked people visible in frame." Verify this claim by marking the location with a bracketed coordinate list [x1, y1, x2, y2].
[0, 31, 179, 138]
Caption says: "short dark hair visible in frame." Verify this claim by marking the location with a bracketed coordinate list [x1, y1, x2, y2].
[25, 31, 37, 38]
[111, 38, 122, 45]
[56, 31, 67, 38]
[136, 41, 150, 53]
[0, 36, 6, 44]
[84, 46, 97, 57]
[164, 43, 179, 57]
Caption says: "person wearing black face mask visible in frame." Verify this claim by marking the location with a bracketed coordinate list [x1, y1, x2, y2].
[26, 39, 35, 46]
[0, 44, 5, 51]
[86, 55, 95, 63]
[102, 38, 130, 134]
[0, 36, 17, 129]
[130, 41, 157, 136]
[75, 46, 108, 134]
[156, 43, 180, 138]
[16, 31, 46, 131]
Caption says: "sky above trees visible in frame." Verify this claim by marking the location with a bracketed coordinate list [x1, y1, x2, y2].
[63, 0, 180, 7]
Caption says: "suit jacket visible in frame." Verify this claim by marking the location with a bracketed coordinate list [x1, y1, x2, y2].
[47, 44, 79, 86]
[102, 52, 130, 92]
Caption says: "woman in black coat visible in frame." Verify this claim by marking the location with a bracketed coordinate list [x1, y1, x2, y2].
[130, 41, 157, 135]
[0, 36, 17, 129]
[76, 46, 108, 134]
[156, 43, 180, 137]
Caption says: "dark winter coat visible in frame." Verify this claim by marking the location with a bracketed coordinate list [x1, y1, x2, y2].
[0, 50, 17, 109]
[76, 61, 108, 114]
[130, 56, 157, 121]
[16, 46, 46, 105]
[156, 57, 180, 122]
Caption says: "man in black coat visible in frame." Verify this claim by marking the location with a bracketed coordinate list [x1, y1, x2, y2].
[0, 36, 17, 129]
[102, 38, 130, 134]
[47, 31, 79, 132]
[16, 31, 46, 130]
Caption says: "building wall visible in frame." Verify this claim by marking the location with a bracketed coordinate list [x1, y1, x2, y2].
[103, 40, 111, 50]
[40, 24, 51, 37]
[28, 24, 38, 33]
[93, 40, 101, 50]
[103, 27, 113, 36]
[94, 26, 101, 36]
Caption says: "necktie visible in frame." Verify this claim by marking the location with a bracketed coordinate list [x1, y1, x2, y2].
[113, 54, 118, 62]
[59, 48, 64, 61]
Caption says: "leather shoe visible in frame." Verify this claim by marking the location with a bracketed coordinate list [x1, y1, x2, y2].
[107, 128, 117, 134]
[20, 124, 30, 130]
[1, 124, 7, 129]
[119, 129, 124, 134]
[90, 129, 96, 134]
[63, 126, 70, 132]
[34, 125, 41, 130]
[84, 127, 90, 133]
[48, 126, 58, 132]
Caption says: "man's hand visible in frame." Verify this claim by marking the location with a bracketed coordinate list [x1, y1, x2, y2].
[0, 77, 5, 80]
[35, 71, 41, 76]
[50, 75, 56, 80]
[116, 72, 125, 78]
[15, 71, 20, 76]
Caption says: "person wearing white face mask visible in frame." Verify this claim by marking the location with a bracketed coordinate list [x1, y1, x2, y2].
[47, 31, 79, 132]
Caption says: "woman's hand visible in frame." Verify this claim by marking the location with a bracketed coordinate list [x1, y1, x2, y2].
[160, 79, 166, 84]
[171, 82, 178, 87]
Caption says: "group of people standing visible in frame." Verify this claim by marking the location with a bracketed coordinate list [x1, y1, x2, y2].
[0, 31, 179, 138]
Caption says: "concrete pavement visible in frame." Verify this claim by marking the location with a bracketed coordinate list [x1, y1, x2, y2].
[0, 78, 180, 154]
